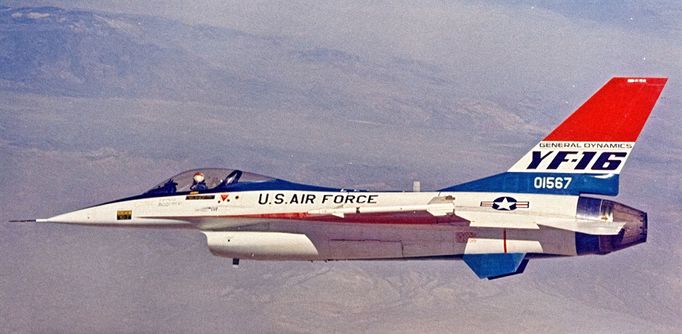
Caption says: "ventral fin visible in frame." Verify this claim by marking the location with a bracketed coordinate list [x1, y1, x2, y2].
[462, 253, 528, 279]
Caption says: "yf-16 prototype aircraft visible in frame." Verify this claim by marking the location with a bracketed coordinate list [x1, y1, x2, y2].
[26, 77, 667, 279]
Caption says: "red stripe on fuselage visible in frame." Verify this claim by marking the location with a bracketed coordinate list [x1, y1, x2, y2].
[223, 211, 467, 225]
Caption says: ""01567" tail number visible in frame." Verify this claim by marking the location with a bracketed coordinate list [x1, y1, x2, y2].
[533, 176, 572, 189]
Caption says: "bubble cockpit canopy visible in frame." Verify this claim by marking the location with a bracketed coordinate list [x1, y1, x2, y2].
[144, 168, 274, 195]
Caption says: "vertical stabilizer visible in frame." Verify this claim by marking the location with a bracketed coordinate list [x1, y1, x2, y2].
[444, 77, 667, 195]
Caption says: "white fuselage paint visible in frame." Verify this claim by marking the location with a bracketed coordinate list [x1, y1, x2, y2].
[39, 190, 581, 260]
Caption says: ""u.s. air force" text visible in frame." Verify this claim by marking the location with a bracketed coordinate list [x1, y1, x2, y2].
[258, 193, 379, 205]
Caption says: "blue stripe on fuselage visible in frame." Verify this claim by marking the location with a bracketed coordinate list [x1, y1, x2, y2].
[91, 179, 350, 208]
[440, 172, 619, 195]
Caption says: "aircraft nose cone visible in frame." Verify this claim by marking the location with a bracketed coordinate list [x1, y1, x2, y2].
[38, 209, 95, 224]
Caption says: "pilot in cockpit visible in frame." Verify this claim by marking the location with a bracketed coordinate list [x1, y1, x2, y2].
[190, 172, 208, 191]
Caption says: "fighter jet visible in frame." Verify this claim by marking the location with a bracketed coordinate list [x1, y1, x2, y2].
[23, 77, 668, 279]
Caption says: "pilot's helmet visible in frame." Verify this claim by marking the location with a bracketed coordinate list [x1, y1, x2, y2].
[193, 172, 205, 183]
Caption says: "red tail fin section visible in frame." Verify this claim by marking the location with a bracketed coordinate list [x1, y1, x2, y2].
[544, 77, 667, 142]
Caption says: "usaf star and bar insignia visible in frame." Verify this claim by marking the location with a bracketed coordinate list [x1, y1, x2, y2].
[480, 197, 530, 211]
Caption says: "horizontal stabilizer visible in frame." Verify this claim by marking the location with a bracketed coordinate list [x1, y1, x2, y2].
[456, 211, 624, 235]
[538, 218, 624, 235]
[463, 253, 528, 279]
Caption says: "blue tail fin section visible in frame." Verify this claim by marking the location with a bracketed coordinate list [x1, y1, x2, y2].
[462, 253, 527, 279]
[442, 172, 618, 195]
